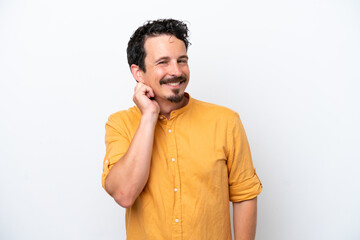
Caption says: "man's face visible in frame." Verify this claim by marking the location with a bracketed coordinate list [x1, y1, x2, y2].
[140, 34, 190, 103]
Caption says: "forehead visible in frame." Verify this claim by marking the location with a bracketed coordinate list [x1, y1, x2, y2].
[144, 34, 187, 59]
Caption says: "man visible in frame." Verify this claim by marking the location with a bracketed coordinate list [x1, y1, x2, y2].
[102, 19, 262, 240]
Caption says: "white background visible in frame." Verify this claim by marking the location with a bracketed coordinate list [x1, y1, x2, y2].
[1, 0, 359, 239]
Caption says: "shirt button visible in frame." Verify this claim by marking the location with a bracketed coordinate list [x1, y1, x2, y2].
[174, 188, 178, 192]
[175, 219, 179, 223]
[159, 116, 164, 120]
[105, 160, 109, 164]
[168, 129, 172, 133]
[171, 158, 175, 162]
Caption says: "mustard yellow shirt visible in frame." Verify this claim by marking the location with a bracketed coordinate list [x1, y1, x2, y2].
[102, 94, 262, 240]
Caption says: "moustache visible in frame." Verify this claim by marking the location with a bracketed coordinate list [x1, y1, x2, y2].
[159, 75, 187, 85]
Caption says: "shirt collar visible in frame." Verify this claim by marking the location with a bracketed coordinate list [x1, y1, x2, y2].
[167, 92, 192, 120]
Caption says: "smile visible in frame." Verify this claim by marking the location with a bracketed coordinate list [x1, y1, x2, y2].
[166, 82, 181, 86]
[163, 79, 186, 87]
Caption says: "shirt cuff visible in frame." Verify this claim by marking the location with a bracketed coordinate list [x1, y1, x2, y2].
[229, 168, 263, 202]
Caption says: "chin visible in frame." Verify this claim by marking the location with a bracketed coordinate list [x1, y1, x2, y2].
[167, 92, 185, 103]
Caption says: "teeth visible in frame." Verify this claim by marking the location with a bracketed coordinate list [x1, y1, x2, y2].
[167, 82, 180, 86]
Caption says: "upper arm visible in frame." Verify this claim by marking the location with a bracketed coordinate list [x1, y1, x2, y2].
[102, 114, 131, 192]
[227, 112, 262, 202]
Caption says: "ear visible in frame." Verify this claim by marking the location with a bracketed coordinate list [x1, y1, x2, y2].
[130, 64, 145, 83]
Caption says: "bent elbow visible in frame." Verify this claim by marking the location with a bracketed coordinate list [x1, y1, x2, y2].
[113, 192, 135, 208]
[105, 177, 137, 208]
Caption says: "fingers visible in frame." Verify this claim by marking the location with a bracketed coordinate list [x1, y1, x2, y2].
[134, 82, 154, 98]
[146, 88, 155, 98]
[134, 82, 143, 92]
[134, 82, 146, 93]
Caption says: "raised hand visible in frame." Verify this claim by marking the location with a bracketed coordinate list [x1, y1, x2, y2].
[133, 82, 160, 116]
[105, 82, 159, 208]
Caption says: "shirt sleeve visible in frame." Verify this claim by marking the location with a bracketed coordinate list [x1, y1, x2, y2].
[227, 112, 262, 202]
[101, 114, 131, 194]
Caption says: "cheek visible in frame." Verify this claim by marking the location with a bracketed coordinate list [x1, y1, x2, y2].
[181, 65, 190, 74]
[154, 69, 168, 81]
[156, 68, 167, 75]
[144, 71, 162, 86]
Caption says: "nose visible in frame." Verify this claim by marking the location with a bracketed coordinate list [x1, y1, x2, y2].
[169, 61, 182, 77]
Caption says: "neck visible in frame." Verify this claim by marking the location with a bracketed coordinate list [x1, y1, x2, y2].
[158, 95, 189, 119]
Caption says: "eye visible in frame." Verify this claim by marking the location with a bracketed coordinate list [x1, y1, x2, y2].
[178, 59, 188, 64]
[158, 60, 167, 65]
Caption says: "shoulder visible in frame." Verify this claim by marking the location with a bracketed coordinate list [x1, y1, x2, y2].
[108, 105, 140, 120]
[106, 106, 141, 128]
[191, 98, 238, 120]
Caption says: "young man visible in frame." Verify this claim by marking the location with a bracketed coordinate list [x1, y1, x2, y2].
[102, 19, 262, 240]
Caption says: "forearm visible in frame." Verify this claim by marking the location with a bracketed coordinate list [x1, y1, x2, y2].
[233, 197, 258, 240]
[105, 114, 158, 208]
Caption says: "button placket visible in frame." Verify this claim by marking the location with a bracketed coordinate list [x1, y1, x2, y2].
[166, 120, 182, 236]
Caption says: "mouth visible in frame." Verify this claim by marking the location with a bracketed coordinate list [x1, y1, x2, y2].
[160, 76, 187, 88]
[164, 80, 186, 87]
